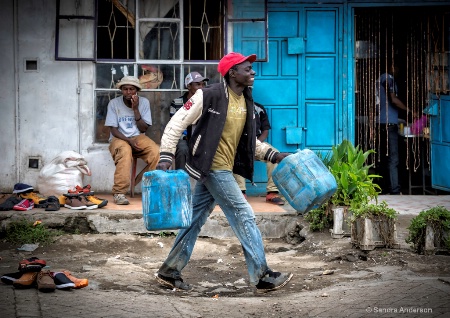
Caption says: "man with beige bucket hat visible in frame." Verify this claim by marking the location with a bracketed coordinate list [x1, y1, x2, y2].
[105, 76, 160, 205]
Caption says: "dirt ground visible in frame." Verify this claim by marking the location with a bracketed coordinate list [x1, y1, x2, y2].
[1, 217, 449, 297]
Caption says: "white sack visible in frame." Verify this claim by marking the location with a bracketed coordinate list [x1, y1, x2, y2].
[37, 151, 91, 197]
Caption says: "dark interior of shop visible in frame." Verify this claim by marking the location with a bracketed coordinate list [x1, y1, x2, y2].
[354, 6, 449, 195]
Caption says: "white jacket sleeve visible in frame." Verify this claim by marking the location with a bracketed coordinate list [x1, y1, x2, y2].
[255, 139, 279, 163]
[160, 89, 204, 156]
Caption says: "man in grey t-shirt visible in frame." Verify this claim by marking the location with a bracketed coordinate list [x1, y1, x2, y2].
[105, 76, 159, 205]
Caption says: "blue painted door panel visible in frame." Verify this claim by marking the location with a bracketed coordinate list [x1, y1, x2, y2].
[430, 96, 450, 191]
[233, 3, 342, 191]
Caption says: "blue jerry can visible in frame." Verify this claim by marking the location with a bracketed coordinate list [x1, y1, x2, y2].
[141, 170, 192, 231]
[273, 149, 337, 214]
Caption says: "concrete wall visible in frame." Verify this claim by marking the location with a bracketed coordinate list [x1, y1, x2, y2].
[0, 1, 17, 190]
[0, 0, 116, 194]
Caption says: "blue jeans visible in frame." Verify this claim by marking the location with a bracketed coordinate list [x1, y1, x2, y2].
[158, 170, 270, 285]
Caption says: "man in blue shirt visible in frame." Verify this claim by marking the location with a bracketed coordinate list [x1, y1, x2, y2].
[375, 63, 408, 195]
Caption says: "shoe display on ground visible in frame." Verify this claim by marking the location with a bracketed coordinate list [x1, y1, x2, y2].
[12, 199, 34, 211]
[36, 269, 56, 292]
[20, 191, 47, 206]
[62, 270, 88, 289]
[12, 272, 39, 289]
[255, 270, 293, 294]
[156, 274, 192, 291]
[86, 195, 108, 208]
[1, 272, 23, 284]
[52, 272, 75, 290]
[79, 195, 98, 209]
[113, 194, 130, 205]
[18, 257, 47, 272]
[64, 196, 87, 210]
[265, 192, 285, 205]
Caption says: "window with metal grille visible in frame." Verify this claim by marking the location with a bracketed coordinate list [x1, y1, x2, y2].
[56, 0, 268, 143]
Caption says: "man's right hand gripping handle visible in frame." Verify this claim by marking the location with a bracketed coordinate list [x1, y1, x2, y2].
[156, 162, 172, 171]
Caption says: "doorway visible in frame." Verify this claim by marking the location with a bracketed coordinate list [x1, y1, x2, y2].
[354, 6, 450, 194]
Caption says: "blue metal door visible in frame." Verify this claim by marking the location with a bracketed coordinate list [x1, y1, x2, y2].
[233, 4, 343, 192]
[429, 96, 450, 192]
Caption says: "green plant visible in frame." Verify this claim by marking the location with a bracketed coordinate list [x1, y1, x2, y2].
[351, 201, 398, 248]
[305, 204, 332, 231]
[328, 140, 381, 210]
[406, 206, 450, 254]
[158, 231, 175, 238]
[4, 218, 63, 246]
[351, 201, 398, 220]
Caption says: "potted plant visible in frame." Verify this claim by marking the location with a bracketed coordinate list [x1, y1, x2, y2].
[326, 140, 381, 238]
[350, 201, 399, 251]
[405, 206, 450, 255]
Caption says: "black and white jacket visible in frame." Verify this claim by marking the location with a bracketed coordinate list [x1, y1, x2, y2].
[159, 82, 279, 182]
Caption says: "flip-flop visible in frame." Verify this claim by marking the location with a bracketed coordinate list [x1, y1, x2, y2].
[44, 196, 60, 211]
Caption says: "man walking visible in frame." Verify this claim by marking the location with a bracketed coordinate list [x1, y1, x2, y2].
[155, 52, 293, 293]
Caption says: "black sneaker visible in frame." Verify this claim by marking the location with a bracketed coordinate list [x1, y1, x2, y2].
[1, 272, 23, 284]
[255, 270, 293, 294]
[52, 272, 75, 290]
[156, 274, 192, 291]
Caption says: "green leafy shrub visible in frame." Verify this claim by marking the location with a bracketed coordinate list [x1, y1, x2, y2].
[406, 206, 450, 254]
[351, 201, 398, 220]
[305, 204, 332, 231]
[4, 218, 63, 246]
[307, 140, 381, 232]
[328, 140, 381, 210]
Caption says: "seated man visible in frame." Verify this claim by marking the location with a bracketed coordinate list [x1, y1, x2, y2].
[170, 71, 209, 170]
[234, 102, 284, 205]
[105, 76, 160, 205]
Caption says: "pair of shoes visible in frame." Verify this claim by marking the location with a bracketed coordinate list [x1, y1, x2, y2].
[13, 271, 39, 288]
[156, 274, 192, 291]
[85, 195, 108, 208]
[20, 191, 47, 206]
[37, 269, 55, 292]
[13, 199, 34, 211]
[255, 270, 293, 294]
[42, 196, 60, 211]
[61, 270, 88, 289]
[1, 272, 23, 284]
[113, 193, 130, 205]
[67, 184, 93, 196]
[266, 192, 285, 205]
[63, 195, 97, 210]
[18, 257, 47, 272]
[51, 271, 76, 290]
[0, 195, 22, 211]
[65, 185, 108, 208]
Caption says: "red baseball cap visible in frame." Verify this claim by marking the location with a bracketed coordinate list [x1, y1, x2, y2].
[217, 52, 257, 77]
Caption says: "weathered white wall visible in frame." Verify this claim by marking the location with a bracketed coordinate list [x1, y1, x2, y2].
[0, 0, 117, 193]
[0, 1, 17, 191]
